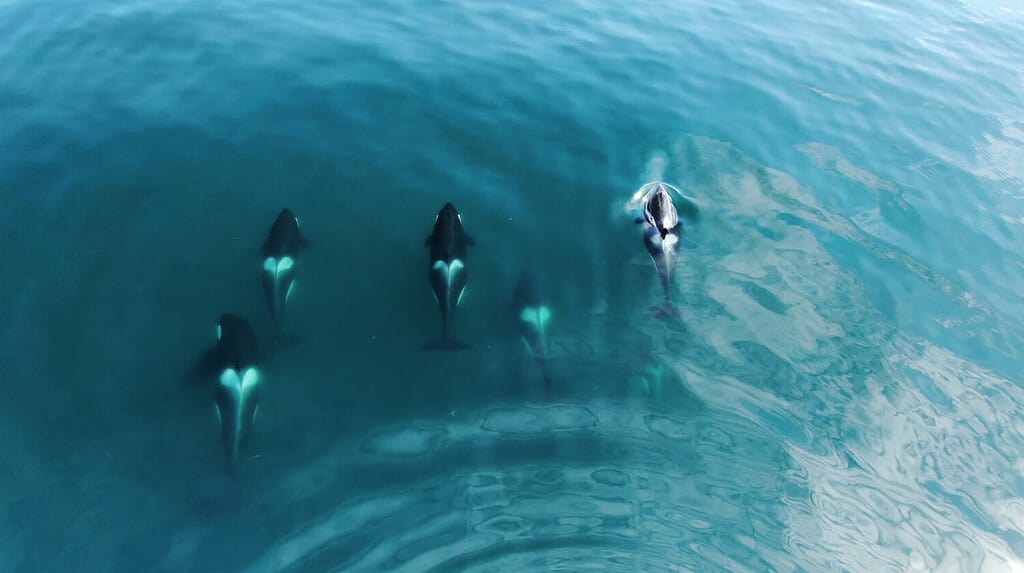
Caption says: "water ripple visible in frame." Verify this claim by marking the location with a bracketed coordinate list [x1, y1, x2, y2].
[141, 399, 791, 572]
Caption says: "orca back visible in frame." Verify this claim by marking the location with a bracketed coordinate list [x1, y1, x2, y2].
[643, 185, 680, 237]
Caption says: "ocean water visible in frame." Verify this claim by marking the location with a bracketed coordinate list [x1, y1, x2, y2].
[1, 0, 1023, 570]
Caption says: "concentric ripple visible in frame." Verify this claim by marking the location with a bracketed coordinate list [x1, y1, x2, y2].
[160, 401, 798, 572]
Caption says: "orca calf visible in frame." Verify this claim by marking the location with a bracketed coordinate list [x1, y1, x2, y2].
[423, 202, 474, 350]
[262, 208, 310, 342]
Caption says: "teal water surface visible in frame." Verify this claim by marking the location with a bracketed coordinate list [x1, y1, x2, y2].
[2, 0, 1024, 571]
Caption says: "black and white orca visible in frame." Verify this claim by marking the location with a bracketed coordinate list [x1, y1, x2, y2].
[513, 271, 551, 361]
[262, 208, 310, 341]
[192, 313, 262, 472]
[634, 182, 683, 303]
[512, 271, 552, 385]
[423, 202, 474, 350]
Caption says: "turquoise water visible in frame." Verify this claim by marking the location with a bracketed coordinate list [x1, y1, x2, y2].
[2, 0, 1023, 570]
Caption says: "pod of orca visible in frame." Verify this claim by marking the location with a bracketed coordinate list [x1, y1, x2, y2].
[191, 182, 694, 473]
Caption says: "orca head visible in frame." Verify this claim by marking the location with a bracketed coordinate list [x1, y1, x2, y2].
[436, 202, 463, 228]
[645, 184, 679, 235]
[427, 202, 475, 250]
[272, 208, 300, 235]
[265, 208, 305, 256]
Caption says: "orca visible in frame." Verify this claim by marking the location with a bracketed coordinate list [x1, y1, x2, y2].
[634, 182, 683, 304]
[192, 313, 262, 472]
[512, 271, 552, 386]
[262, 208, 310, 342]
[423, 202, 474, 350]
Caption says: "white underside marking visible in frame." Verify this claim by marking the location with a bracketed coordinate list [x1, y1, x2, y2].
[519, 306, 551, 353]
[432, 259, 464, 311]
[264, 257, 296, 313]
[219, 367, 261, 451]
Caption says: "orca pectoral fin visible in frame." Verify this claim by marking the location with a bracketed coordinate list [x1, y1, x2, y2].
[299, 232, 312, 248]
[634, 216, 646, 224]
[463, 232, 476, 246]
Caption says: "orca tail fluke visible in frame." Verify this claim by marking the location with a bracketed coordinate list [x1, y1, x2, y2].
[422, 336, 470, 351]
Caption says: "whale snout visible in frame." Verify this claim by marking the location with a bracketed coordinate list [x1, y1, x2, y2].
[438, 202, 459, 218]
